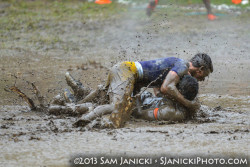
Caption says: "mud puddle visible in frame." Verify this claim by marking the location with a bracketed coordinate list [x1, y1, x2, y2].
[0, 95, 249, 166]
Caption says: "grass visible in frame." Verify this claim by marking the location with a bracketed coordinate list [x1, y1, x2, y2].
[0, 0, 127, 31]
[0, 0, 249, 51]
[0, 0, 248, 32]
[0, 0, 128, 50]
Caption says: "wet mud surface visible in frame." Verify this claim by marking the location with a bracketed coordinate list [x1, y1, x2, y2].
[0, 1, 249, 166]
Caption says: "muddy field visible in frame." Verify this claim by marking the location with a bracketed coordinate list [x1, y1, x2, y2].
[0, 1, 249, 167]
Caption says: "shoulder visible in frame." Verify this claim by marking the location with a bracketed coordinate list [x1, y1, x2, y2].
[171, 59, 189, 77]
[174, 58, 188, 64]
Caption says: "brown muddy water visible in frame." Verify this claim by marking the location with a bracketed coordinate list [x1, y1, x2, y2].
[0, 2, 250, 167]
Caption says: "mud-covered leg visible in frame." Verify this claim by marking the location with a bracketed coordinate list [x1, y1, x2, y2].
[108, 77, 136, 128]
[107, 62, 137, 128]
[65, 72, 91, 101]
[73, 104, 114, 127]
[133, 99, 186, 122]
[31, 83, 47, 109]
[48, 103, 93, 116]
[53, 73, 101, 104]
[64, 88, 76, 103]
[77, 85, 107, 104]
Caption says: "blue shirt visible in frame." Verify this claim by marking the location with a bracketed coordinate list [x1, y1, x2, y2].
[138, 57, 189, 87]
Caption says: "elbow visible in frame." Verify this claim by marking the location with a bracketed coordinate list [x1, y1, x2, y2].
[160, 86, 167, 94]
[160, 84, 174, 95]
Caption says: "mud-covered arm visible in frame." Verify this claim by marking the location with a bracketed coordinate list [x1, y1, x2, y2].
[160, 71, 200, 111]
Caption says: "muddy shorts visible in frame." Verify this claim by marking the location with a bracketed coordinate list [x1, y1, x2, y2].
[106, 61, 139, 128]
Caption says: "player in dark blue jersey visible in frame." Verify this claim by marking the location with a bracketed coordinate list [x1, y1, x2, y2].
[137, 57, 189, 87]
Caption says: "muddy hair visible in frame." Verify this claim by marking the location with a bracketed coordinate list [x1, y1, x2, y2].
[190, 53, 213, 73]
[177, 75, 199, 101]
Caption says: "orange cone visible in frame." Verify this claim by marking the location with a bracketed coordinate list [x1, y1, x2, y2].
[232, 0, 242, 4]
[95, 0, 112, 4]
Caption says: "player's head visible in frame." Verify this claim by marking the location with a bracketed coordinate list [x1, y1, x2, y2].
[189, 53, 213, 81]
[177, 75, 199, 101]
